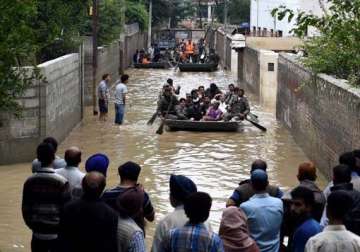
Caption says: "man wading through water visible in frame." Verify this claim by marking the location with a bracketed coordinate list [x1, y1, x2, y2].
[98, 73, 111, 121]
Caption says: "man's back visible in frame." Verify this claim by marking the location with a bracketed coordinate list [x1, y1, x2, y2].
[59, 198, 118, 252]
[161, 223, 223, 252]
[240, 193, 283, 252]
[305, 225, 360, 252]
[115, 82, 128, 105]
[56, 167, 85, 198]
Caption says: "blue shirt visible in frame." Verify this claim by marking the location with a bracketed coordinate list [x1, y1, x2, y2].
[292, 218, 322, 252]
[160, 223, 224, 252]
[240, 193, 283, 252]
[129, 231, 146, 252]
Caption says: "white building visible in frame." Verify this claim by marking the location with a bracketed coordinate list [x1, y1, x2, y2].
[250, 0, 327, 36]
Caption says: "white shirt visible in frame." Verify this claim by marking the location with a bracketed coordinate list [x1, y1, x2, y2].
[114, 82, 128, 105]
[151, 205, 212, 252]
[56, 166, 85, 198]
[305, 225, 360, 252]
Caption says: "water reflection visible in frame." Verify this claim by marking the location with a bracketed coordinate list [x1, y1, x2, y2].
[0, 68, 327, 251]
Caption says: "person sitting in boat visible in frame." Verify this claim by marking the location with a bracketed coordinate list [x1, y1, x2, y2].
[207, 49, 220, 65]
[186, 98, 203, 121]
[157, 86, 179, 119]
[139, 49, 145, 63]
[142, 56, 151, 64]
[205, 83, 222, 100]
[224, 84, 235, 104]
[185, 93, 192, 107]
[185, 39, 194, 61]
[203, 101, 223, 121]
[175, 98, 188, 120]
[153, 44, 161, 62]
[200, 96, 211, 116]
[197, 86, 205, 101]
[224, 87, 250, 121]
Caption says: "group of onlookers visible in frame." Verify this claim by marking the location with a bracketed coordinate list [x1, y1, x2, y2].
[22, 136, 360, 252]
[157, 79, 251, 122]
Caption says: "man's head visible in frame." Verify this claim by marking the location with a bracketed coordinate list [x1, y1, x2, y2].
[170, 174, 197, 207]
[184, 192, 212, 224]
[198, 86, 205, 93]
[163, 86, 172, 97]
[251, 169, 269, 192]
[82, 172, 106, 200]
[191, 89, 198, 99]
[102, 73, 110, 82]
[228, 84, 235, 92]
[250, 159, 267, 173]
[118, 161, 141, 183]
[42, 137, 58, 153]
[85, 153, 109, 177]
[37, 143, 55, 168]
[290, 186, 315, 218]
[167, 78, 173, 86]
[210, 83, 217, 91]
[239, 89, 245, 97]
[64, 147, 81, 167]
[326, 190, 353, 224]
[297, 162, 317, 182]
[179, 98, 186, 107]
[332, 164, 351, 185]
[121, 74, 129, 84]
[339, 151, 356, 172]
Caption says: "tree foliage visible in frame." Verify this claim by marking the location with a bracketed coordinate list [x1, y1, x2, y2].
[213, 0, 250, 25]
[272, 0, 360, 86]
[126, 0, 149, 31]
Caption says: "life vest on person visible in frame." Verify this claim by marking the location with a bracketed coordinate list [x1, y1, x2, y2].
[185, 41, 194, 55]
[142, 58, 150, 64]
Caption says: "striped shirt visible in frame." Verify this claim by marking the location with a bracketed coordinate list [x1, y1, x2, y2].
[129, 231, 146, 252]
[160, 223, 224, 252]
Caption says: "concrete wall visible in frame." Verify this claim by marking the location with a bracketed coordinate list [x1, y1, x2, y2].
[277, 53, 360, 178]
[238, 47, 278, 111]
[0, 54, 82, 164]
[246, 37, 303, 51]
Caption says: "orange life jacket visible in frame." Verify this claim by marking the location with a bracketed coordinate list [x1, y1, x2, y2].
[142, 58, 150, 64]
[185, 42, 194, 55]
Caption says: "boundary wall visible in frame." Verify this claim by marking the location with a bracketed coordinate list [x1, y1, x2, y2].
[277, 54, 360, 178]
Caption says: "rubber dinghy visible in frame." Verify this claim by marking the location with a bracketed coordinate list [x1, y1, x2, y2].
[164, 119, 241, 132]
[178, 62, 218, 72]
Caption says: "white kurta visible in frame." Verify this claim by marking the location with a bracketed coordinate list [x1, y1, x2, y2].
[305, 225, 360, 252]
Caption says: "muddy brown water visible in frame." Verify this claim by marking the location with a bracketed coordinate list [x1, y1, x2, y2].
[0, 68, 327, 251]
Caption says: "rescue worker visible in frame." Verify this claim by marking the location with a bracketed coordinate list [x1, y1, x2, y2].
[224, 87, 250, 121]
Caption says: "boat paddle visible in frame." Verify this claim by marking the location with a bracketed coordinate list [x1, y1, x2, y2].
[156, 96, 174, 135]
[147, 112, 158, 125]
[245, 116, 267, 132]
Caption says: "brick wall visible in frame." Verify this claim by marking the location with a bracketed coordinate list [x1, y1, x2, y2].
[277, 53, 360, 178]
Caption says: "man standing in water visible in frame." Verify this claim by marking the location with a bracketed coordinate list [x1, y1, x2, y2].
[114, 74, 129, 125]
[98, 73, 110, 121]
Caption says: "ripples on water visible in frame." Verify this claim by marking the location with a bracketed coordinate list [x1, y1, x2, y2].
[0, 68, 327, 251]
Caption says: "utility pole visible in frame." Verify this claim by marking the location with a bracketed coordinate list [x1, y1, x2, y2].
[147, 0, 152, 48]
[223, 0, 228, 68]
[92, 0, 99, 115]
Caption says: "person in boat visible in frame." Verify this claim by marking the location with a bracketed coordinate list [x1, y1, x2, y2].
[167, 78, 180, 95]
[133, 50, 139, 64]
[153, 44, 161, 62]
[185, 93, 192, 107]
[203, 101, 223, 121]
[224, 84, 235, 104]
[224, 87, 250, 121]
[148, 44, 155, 60]
[197, 86, 205, 101]
[142, 56, 151, 64]
[186, 98, 203, 121]
[157, 86, 179, 119]
[200, 96, 211, 116]
[205, 83, 222, 99]
[207, 48, 220, 65]
[185, 39, 194, 61]
[139, 49, 145, 63]
[175, 98, 188, 120]
[198, 38, 206, 58]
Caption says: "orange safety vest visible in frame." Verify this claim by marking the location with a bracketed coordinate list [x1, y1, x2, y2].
[142, 58, 150, 64]
[185, 42, 194, 55]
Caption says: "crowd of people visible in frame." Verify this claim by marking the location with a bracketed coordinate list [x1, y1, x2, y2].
[132, 39, 219, 65]
[22, 136, 360, 252]
[157, 79, 250, 122]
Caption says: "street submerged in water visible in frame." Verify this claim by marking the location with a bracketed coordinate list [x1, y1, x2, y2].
[0, 68, 327, 251]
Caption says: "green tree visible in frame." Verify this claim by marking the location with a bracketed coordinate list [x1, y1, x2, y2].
[0, 0, 39, 116]
[272, 0, 360, 86]
[126, 0, 149, 30]
[213, 0, 250, 25]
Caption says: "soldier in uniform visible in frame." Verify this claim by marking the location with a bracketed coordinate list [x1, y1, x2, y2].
[224, 87, 250, 121]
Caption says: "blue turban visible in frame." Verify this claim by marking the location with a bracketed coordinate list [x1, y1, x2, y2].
[170, 174, 197, 201]
[85, 153, 109, 177]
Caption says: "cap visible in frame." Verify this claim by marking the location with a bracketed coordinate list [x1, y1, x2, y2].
[250, 169, 268, 183]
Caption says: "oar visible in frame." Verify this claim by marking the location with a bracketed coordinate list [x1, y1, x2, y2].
[245, 117, 267, 132]
[147, 112, 158, 125]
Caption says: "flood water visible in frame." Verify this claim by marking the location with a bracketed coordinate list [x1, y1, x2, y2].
[0, 68, 327, 251]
